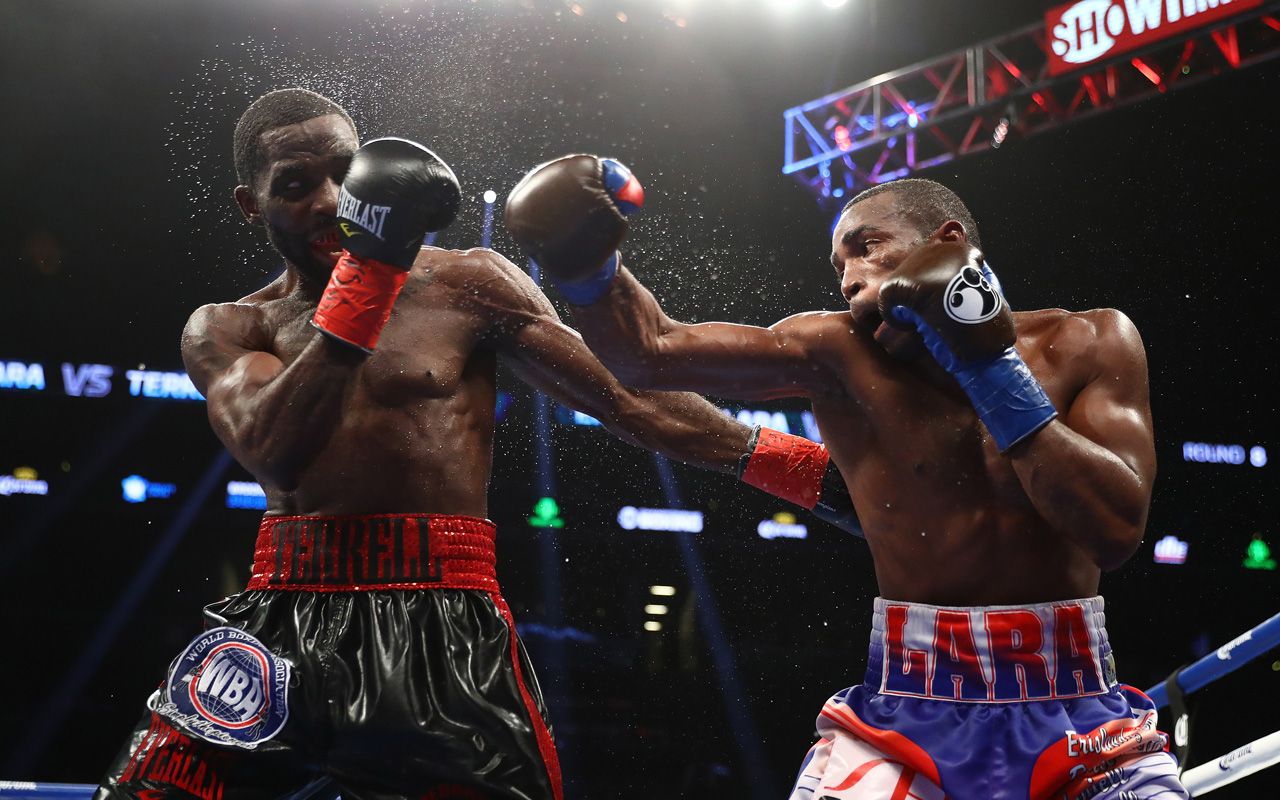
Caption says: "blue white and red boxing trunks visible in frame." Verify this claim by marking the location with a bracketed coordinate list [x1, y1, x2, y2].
[789, 597, 1189, 800]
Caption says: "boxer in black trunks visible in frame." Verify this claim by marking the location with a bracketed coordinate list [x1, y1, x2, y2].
[94, 90, 856, 800]
[504, 158, 1189, 799]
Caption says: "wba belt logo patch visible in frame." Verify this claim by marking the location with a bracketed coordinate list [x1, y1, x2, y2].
[155, 626, 290, 749]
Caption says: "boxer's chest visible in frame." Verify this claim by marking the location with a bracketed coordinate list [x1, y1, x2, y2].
[264, 296, 487, 405]
[819, 325, 1077, 508]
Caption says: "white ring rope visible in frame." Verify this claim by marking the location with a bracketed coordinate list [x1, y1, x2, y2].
[1183, 728, 1280, 796]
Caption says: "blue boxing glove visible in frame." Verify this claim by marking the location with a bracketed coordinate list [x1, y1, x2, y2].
[504, 155, 645, 305]
[878, 243, 1057, 451]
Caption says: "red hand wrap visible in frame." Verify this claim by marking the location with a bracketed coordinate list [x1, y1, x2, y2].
[311, 253, 410, 352]
[740, 427, 830, 510]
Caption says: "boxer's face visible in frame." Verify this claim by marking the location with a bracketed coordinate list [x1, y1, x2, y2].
[235, 114, 358, 283]
[831, 193, 930, 358]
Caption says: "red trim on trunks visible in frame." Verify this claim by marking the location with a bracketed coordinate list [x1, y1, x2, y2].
[492, 593, 565, 800]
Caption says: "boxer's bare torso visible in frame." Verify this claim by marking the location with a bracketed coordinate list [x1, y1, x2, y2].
[180, 116, 752, 521]
[567, 192, 1155, 606]
[184, 249, 510, 518]
[791, 306, 1140, 604]
[184, 246, 757, 519]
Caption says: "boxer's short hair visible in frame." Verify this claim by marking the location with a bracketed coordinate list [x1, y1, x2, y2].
[233, 88, 356, 187]
[842, 178, 982, 251]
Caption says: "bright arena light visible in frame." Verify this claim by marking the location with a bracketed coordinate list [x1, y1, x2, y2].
[482, 189, 497, 204]
[644, 621, 662, 632]
[644, 604, 669, 616]
[649, 585, 677, 596]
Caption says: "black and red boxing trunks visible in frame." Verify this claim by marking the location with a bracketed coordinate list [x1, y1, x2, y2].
[95, 514, 562, 800]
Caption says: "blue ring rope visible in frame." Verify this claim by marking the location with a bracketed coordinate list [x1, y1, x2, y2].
[1145, 611, 1280, 709]
[0, 783, 94, 798]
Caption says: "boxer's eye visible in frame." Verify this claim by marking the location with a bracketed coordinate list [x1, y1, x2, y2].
[272, 170, 312, 198]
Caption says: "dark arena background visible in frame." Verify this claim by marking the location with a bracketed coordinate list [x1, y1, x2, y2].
[2, 0, 1279, 797]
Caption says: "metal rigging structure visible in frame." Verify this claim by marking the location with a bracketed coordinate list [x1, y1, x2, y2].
[783, 1, 1280, 212]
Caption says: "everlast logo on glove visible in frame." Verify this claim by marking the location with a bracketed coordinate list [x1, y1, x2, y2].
[337, 186, 392, 241]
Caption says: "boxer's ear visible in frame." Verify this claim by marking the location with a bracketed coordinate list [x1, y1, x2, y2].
[931, 219, 968, 243]
[234, 184, 263, 226]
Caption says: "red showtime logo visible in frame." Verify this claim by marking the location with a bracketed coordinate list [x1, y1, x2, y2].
[1045, 0, 1262, 75]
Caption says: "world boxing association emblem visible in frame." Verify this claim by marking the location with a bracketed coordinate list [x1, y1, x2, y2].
[944, 265, 1003, 325]
[155, 626, 290, 750]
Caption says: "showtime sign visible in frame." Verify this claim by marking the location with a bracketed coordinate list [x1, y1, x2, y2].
[1045, 0, 1262, 75]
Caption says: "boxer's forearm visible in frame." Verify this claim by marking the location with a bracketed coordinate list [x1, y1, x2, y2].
[568, 265, 685, 386]
[602, 389, 749, 474]
[1009, 421, 1149, 571]
[207, 332, 364, 490]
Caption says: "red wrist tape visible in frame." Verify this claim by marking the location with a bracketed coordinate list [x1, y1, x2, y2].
[739, 427, 830, 510]
[311, 253, 410, 352]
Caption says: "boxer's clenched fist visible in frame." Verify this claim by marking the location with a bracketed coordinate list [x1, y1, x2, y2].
[504, 154, 644, 304]
[879, 242, 1057, 452]
[312, 138, 460, 352]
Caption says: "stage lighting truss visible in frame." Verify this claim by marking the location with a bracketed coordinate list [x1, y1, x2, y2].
[783, 2, 1280, 212]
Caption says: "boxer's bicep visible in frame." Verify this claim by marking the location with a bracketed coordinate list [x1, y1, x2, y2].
[505, 315, 750, 472]
[477, 260, 751, 471]
[501, 307, 689, 433]
[503, 314, 623, 417]
[182, 303, 285, 438]
[477, 249, 628, 415]
[1060, 310, 1156, 488]
[572, 266, 838, 399]
[625, 314, 838, 400]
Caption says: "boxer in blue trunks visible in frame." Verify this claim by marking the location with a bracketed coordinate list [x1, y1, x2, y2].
[503, 160, 1189, 799]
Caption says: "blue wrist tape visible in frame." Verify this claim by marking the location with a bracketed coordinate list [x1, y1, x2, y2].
[954, 350, 1058, 451]
[890, 304, 1057, 452]
[549, 252, 619, 305]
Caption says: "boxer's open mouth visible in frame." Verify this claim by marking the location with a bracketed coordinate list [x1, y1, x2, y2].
[311, 230, 342, 259]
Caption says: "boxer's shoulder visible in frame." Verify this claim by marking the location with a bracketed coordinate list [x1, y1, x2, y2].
[770, 309, 857, 346]
[1016, 308, 1144, 386]
[404, 246, 553, 336]
[772, 309, 867, 367]
[408, 246, 531, 298]
[1017, 307, 1139, 350]
[183, 300, 272, 347]
[184, 274, 304, 345]
[180, 301, 278, 392]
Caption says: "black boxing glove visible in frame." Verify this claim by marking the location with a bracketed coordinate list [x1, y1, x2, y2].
[312, 138, 461, 352]
[878, 242, 1057, 451]
[504, 155, 644, 304]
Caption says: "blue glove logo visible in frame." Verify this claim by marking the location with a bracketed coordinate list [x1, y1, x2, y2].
[944, 266, 1002, 324]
